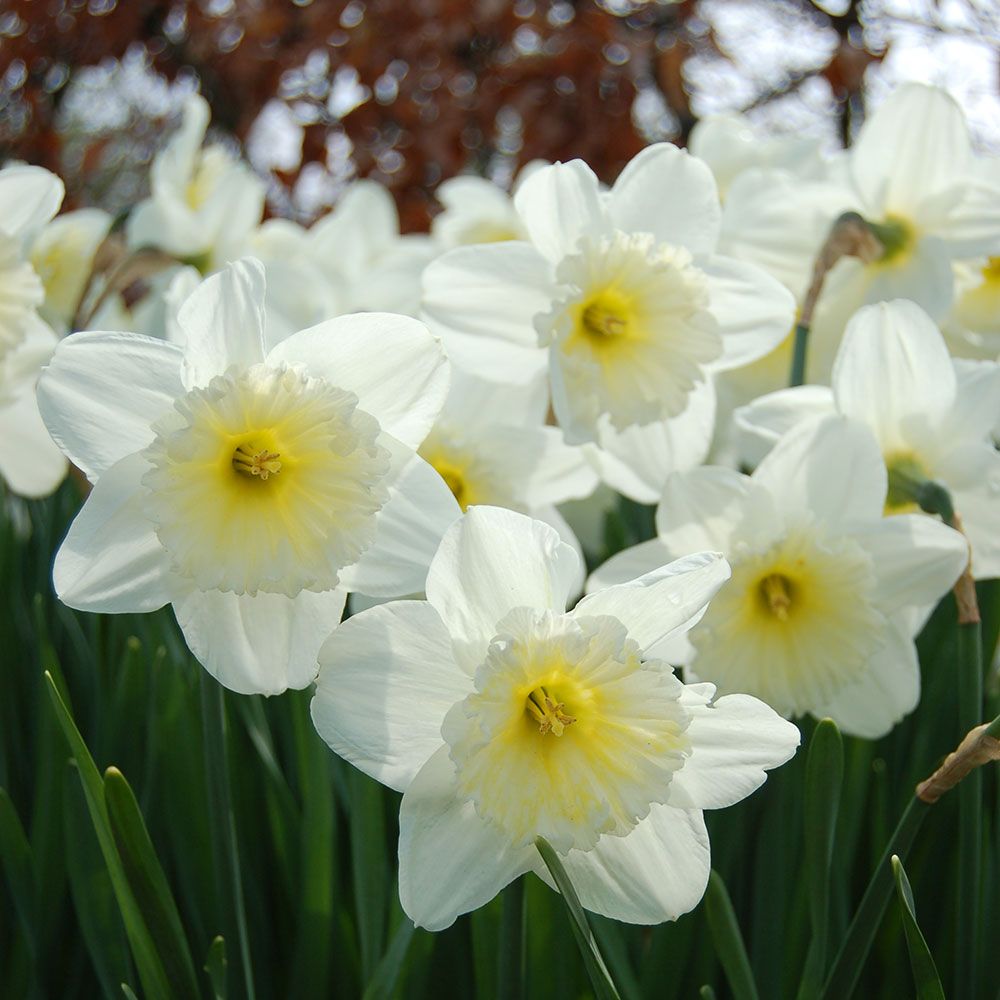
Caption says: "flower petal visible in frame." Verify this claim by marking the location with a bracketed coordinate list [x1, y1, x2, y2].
[0, 377, 67, 497]
[0, 165, 64, 241]
[733, 385, 836, 469]
[586, 538, 673, 593]
[53, 453, 172, 613]
[268, 312, 449, 450]
[312, 601, 469, 792]
[172, 584, 346, 695]
[37, 331, 185, 482]
[572, 551, 730, 654]
[513, 159, 606, 263]
[667, 691, 800, 809]
[399, 746, 536, 931]
[425, 506, 581, 673]
[339, 433, 462, 599]
[608, 144, 721, 254]
[179, 258, 267, 388]
[533, 804, 710, 924]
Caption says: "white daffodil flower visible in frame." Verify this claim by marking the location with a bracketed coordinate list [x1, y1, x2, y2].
[0, 164, 64, 364]
[944, 256, 1000, 360]
[590, 416, 969, 738]
[37, 258, 459, 695]
[734, 300, 1000, 579]
[312, 506, 798, 930]
[30, 208, 112, 333]
[127, 94, 265, 271]
[421, 144, 795, 445]
[0, 315, 67, 497]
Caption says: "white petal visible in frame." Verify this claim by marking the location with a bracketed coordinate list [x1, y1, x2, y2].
[513, 159, 606, 263]
[425, 506, 581, 673]
[573, 551, 730, 654]
[37, 331, 185, 482]
[532, 505, 587, 599]
[586, 538, 673, 593]
[752, 415, 887, 527]
[833, 300, 955, 447]
[533, 804, 710, 924]
[309, 180, 399, 281]
[941, 359, 1000, 442]
[267, 312, 449, 450]
[179, 258, 267, 388]
[850, 84, 971, 216]
[852, 514, 969, 616]
[0, 165, 64, 241]
[53, 453, 171, 613]
[592, 380, 717, 503]
[699, 254, 797, 371]
[733, 385, 836, 469]
[930, 178, 1000, 257]
[399, 746, 535, 931]
[311, 601, 469, 792]
[608, 144, 721, 254]
[420, 242, 553, 382]
[858, 237, 954, 321]
[667, 692, 800, 809]
[339, 434, 461, 598]
[172, 585, 346, 696]
[0, 371, 67, 498]
[816, 619, 919, 739]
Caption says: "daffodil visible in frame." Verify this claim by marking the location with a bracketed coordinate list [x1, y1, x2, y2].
[590, 416, 969, 737]
[38, 259, 459, 694]
[735, 299, 1000, 578]
[127, 95, 265, 272]
[312, 506, 798, 929]
[944, 256, 1000, 360]
[421, 144, 795, 444]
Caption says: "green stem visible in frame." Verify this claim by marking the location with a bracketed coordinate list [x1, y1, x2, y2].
[789, 322, 809, 387]
[200, 674, 256, 1000]
[497, 878, 526, 1000]
[955, 618, 983, 1000]
[535, 837, 621, 1000]
[819, 795, 930, 1000]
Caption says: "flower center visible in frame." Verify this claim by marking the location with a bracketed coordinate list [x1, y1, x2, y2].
[142, 364, 390, 597]
[232, 444, 282, 481]
[418, 426, 520, 514]
[759, 573, 793, 621]
[444, 607, 691, 853]
[580, 297, 628, 341]
[885, 451, 931, 514]
[870, 215, 915, 265]
[982, 256, 1000, 285]
[524, 685, 577, 736]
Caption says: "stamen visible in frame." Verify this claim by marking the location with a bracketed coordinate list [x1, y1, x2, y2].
[233, 444, 282, 481]
[582, 302, 627, 339]
[525, 686, 576, 736]
[760, 573, 793, 621]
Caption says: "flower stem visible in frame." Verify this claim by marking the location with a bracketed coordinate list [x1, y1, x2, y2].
[497, 878, 526, 1000]
[199, 673, 256, 1000]
[535, 837, 621, 1000]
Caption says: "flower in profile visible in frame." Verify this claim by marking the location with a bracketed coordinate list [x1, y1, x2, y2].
[590, 416, 969, 737]
[38, 258, 459, 694]
[735, 300, 1000, 578]
[127, 94, 265, 272]
[312, 506, 798, 929]
[422, 144, 795, 444]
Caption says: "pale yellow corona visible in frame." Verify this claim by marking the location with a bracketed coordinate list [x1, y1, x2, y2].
[143, 364, 390, 597]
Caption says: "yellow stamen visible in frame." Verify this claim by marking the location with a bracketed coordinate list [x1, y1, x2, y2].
[582, 301, 627, 339]
[759, 573, 793, 621]
[525, 686, 576, 736]
[233, 444, 282, 481]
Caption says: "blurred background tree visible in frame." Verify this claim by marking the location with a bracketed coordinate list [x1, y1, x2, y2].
[1, 0, 997, 231]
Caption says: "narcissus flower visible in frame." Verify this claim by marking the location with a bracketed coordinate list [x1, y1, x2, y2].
[38, 259, 459, 694]
[312, 506, 798, 930]
[590, 416, 969, 737]
[735, 300, 1000, 578]
[422, 144, 795, 444]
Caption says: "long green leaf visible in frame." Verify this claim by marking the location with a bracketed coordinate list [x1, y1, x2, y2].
[704, 869, 759, 1000]
[205, 936, 227, 1000]
[497, 878, 525, 1000]
[104, 766, 200, 999]
[535, 836, 621, 1000]
[798, 719, 843, 998]
[0, 786, 37, 956]
[44, 671, 175, 1000]
[361, 914, 417, 1000]
[348, 766, 389, 983]
[891, 856, 945, 1000]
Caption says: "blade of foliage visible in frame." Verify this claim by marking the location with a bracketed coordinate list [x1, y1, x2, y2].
[535, 836, 621, 1000]
[348, 766, 389, 983]
[497, 878, 525, 1000]
[891, 855, 945, 1000]
[0, 786, 37, 957]
[704, 869, 759, 1000]
[361, 912, 417, 1000]
[205, 937, 227, 1000]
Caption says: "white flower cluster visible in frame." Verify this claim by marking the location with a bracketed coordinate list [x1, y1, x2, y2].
[6, 82, 998, 931]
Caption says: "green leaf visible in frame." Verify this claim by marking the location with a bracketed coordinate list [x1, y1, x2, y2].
[891, 856, 945, 1000]
[535, 836, 621, 1000]
[121, 985, 140, 1000]
[497, 879, 525, 1000]
[361, 914, 417, 1000]
[797, 718, 843, 999]
[0, 786, 37, 956]
[44, 670, 175, 1000]
[205, 936, 227, 1000]
[704, 869, 759, 1000]
[104, 766, 201, 999]
[348, 766, 389, 983]
[699, 987, 718, 1000]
